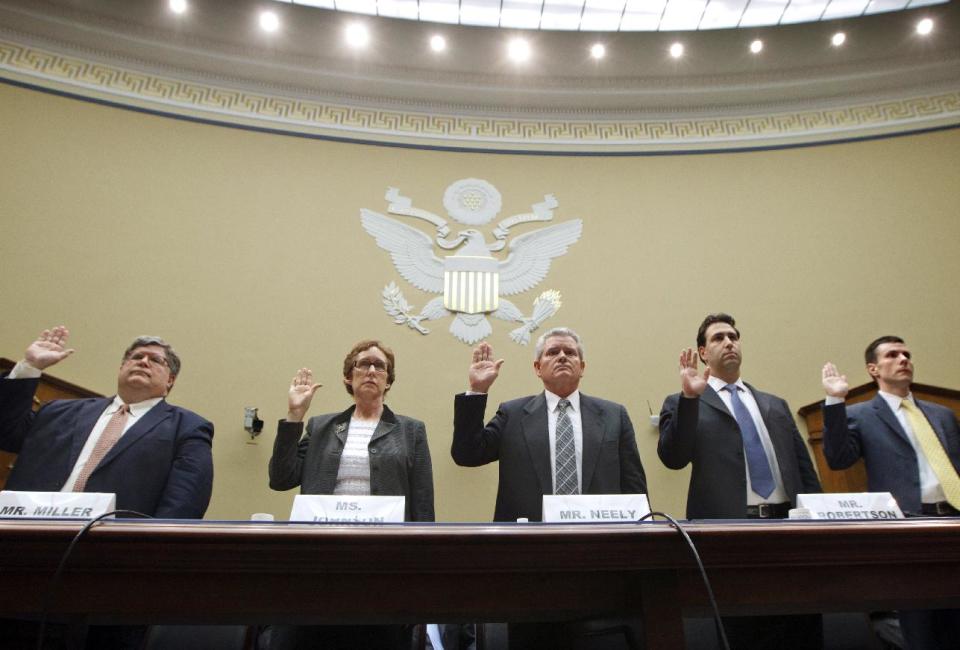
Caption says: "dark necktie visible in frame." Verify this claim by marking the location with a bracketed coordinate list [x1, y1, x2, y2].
[723, 385, 775, 499]
[555, 399, 579, 495]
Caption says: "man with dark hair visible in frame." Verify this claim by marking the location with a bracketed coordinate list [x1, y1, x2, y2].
[0, 326, 214, 517]
[823, 336, 960, 649]
[659, 313, 822, 648]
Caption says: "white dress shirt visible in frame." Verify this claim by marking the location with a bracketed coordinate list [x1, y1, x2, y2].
[708, 376, 789, 504]
[544, 389, 583, 494]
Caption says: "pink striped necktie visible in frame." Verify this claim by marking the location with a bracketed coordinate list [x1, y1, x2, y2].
[73, 403, 129, 492]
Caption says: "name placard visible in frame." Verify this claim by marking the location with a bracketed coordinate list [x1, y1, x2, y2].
[796, 492, 904, 520]
[542, 494, 651, 523]
[0, 491, 116, 519]
[290, 495, 405, 523]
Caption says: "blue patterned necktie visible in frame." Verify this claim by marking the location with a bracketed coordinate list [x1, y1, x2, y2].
[555, 399, 579, 495]
[723, 384, 775, 499]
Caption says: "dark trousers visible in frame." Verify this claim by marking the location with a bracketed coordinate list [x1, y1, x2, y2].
[721, 613, 823, 649]
[267, 624, 410, 650]
[900, 609, 960, 650]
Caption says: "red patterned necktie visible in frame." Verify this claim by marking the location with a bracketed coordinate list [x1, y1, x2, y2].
[73, 403, 129, 492]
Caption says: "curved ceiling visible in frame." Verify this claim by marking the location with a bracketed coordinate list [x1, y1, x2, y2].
[0, 0, 957, 151]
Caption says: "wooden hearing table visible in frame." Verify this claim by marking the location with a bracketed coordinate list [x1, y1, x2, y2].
[2, 518, 959, 648]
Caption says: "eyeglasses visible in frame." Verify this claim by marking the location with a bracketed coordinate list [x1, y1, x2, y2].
[354, 358, 388, 374]
[127, 351, 169, 368]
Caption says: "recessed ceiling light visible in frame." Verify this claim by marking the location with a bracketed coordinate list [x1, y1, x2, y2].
[508, 38, 531, 63]
[916, 18, 934, 36]
[259, 11, 279, 33]
[168, 0, 187, 14]
[590, 43, 606, 60]
[430, 35, 447, 52]
[831, 32, 846, 47]
[669, 42, 684, 59]
[345, 23, 370, 48]
[750, 39, 763, 54]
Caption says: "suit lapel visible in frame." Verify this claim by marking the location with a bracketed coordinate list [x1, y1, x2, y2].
[370, 405, 397, 443]
[521, 393, 553, 495]
[746, 384, 793, 465]
[700, 385, 736, 422]
[579, 394, 603, 492]
[915, 399, 952, 451]
[96, 400, 172, 470]
[68, 398, 114, 468]
[870, 394, 912, 447]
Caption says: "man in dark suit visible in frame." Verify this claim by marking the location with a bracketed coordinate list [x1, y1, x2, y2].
[823, 335, 960, 649]
[658, 313, 822, 648]
[452, 327, 647, 648]
[1, 326, 214, 648]
[0, 326, 214, 519]
[452, 327, 647, 522]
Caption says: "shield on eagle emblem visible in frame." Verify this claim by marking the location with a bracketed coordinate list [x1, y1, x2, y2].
[443, 255, 499, 314]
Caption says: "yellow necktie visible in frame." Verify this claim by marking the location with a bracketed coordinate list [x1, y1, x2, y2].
[901, 399, 960, 508]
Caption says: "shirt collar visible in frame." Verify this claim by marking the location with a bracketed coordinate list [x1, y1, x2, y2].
[108, 395, 163, 418]
[879, 390, 914, 412]
[545, 389, 581, 413]
[708, 375, 745, 393]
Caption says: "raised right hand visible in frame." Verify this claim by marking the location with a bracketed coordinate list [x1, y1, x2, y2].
[822, 362, 849, 398]
[24, 326, 75, 370]
[287, 367, 322, 422]
[469, 341, 504, 393]
[679, 348, 709, 398]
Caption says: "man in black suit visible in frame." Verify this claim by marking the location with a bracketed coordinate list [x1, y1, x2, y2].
[823, 336, 960, 649]
[452, 327, 647, 648]
[452, 327, 647, 522]
[658, 313, 821, 649]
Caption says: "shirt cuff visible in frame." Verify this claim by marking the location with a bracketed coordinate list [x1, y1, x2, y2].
[824, 395, 845, 406]
[7, 360, 41, 379]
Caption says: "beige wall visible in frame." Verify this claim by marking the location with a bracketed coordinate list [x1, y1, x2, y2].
[2, 82, 959, 521]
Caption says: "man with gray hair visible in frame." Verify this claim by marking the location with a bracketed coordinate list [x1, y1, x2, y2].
[452, 327, 647, 649]
[452, 326, 647, 522]
[0, 325, 214, 518]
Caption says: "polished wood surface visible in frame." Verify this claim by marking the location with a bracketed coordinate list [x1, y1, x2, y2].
[799, 382, 960, 494]
[2, 518, 960, 649]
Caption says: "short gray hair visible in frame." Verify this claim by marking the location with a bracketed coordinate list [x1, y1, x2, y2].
[534, 327, 584, 360]
[123, 336, 181, 376]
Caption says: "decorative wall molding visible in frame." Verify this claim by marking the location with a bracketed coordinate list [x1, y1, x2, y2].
[2, 37, 959, 152]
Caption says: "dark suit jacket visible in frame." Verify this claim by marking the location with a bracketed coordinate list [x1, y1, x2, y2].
[452, 392, 647, 522]
[0, 376, 214, 518]
[823, 394, 960, 515]
[659, 384, 821, 519]
[269, 404, 435, 522]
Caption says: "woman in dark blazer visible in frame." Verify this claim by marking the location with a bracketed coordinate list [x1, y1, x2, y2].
[268, 339, 435, 649]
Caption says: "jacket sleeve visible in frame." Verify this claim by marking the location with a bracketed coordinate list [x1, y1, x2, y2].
[781, 398, 822, 494]
[617, 404, 648, 497]
[657, 393, 699, 470]
[0, 376, 41, 453]
[822, 402, 862, 470]
[408, 419, 436, 522]
[154, 414, 214, 519]
[269, 419, 309, 491]
[451, 393, 502, 467]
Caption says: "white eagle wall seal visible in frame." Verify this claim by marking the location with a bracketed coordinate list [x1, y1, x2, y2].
[360, 178, 583, 345]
